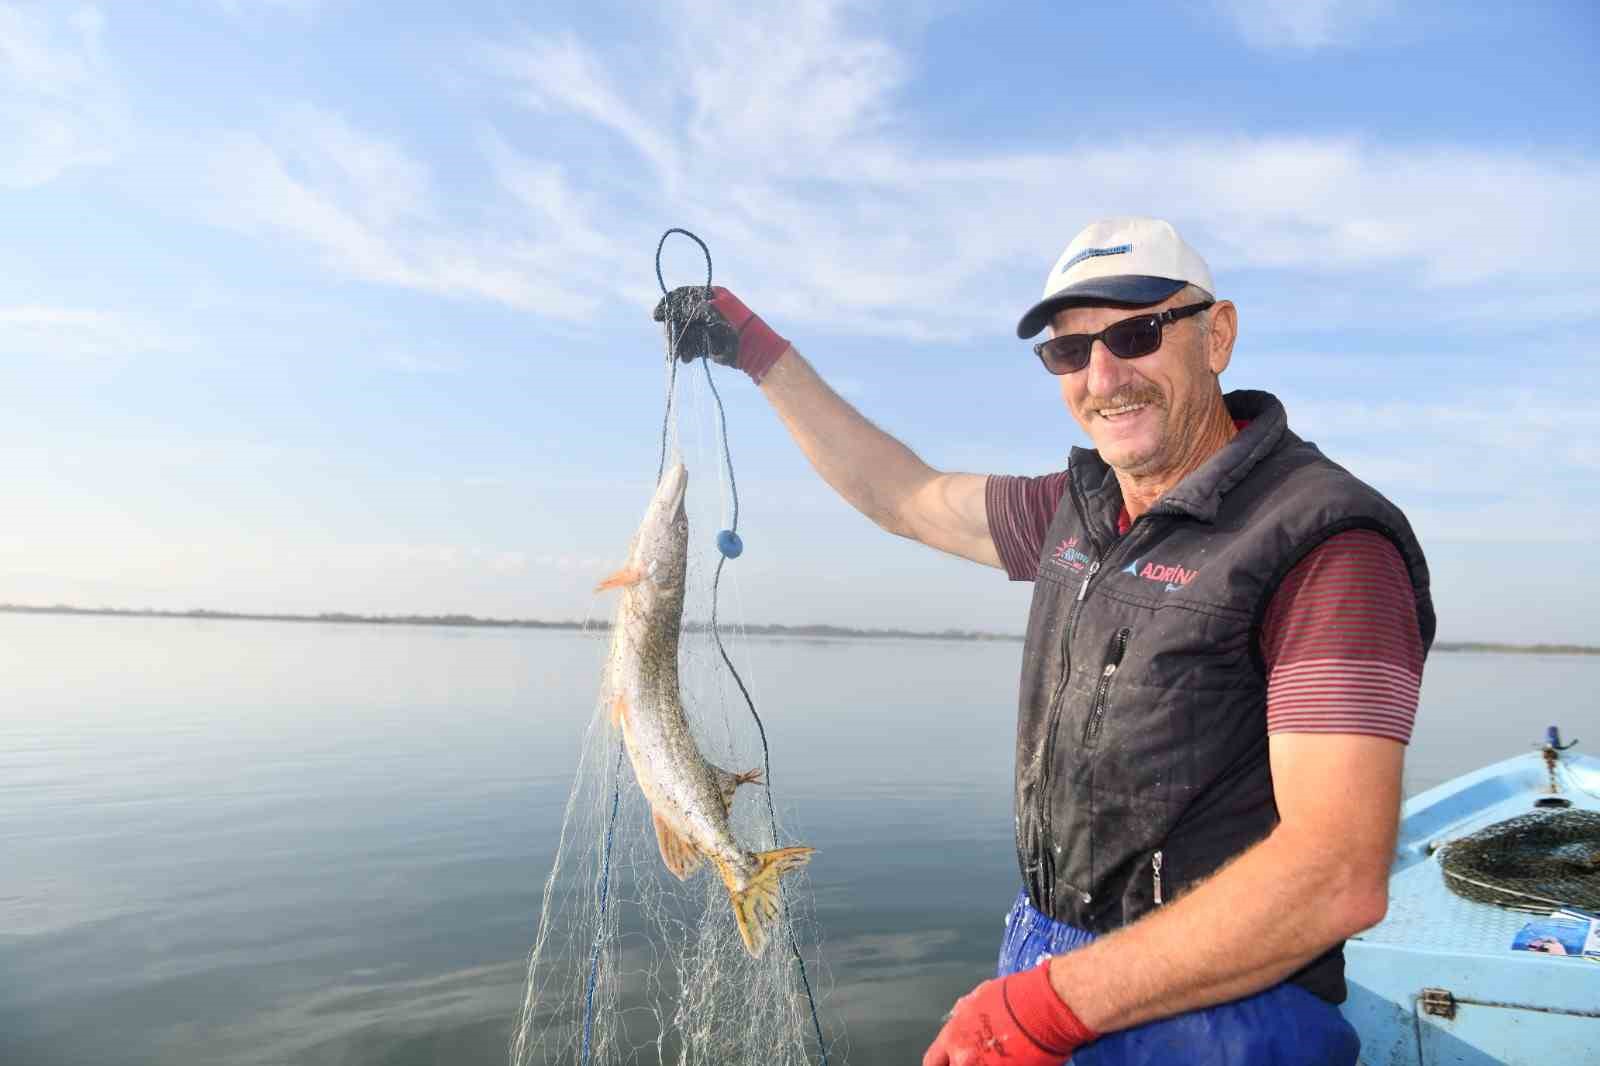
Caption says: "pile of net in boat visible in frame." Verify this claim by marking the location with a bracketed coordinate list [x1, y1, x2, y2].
[1439, 809, 1600, 911]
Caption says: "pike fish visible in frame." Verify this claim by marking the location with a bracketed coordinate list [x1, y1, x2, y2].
[596, 462, 813, 957]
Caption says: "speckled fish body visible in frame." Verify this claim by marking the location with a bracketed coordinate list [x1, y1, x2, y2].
[597, 463, 812, 957]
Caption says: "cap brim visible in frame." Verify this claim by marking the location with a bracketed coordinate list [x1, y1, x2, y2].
[1015, 275, 1189, 339]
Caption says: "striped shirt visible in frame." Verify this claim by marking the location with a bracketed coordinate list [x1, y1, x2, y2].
[986, 472, 1422, 744]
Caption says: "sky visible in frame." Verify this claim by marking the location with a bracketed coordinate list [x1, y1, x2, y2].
[2, 0, 1597, 642]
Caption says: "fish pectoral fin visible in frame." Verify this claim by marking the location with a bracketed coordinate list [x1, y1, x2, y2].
[611, 694, 629, 728]
[594, 565, 643, 592]
[712, 765, 765, 818]
[715, 846, 814, 958]
[652, 812, 703, 881]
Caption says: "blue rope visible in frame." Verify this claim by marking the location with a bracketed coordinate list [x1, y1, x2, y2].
[702, 355, 828, 1064]
[579, 229, 827, 1066]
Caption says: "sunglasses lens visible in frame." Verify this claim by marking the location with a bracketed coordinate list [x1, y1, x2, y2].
[1104, 317, 1161, 358]
[1039, 337, 1091, 374]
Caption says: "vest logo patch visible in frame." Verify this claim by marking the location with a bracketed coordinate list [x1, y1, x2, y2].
[1050, 537, 1090, 573]
[1122, 557, 1198, 592]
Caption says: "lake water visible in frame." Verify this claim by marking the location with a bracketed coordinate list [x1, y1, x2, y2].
[2, 614, 1594, 1065]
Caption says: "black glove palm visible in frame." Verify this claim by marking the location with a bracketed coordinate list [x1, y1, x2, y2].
[652, 286, 740, 366]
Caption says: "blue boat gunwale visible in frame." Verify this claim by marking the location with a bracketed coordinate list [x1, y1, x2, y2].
[1341, 746, 1600, 1064]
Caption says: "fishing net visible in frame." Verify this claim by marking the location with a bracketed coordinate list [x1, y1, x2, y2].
[1439, 809, 1600, 912]
[508, 233, 837, 1066]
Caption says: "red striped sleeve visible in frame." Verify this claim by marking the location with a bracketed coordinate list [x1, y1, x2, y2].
[1262, 530, 1424, 744]
[985, 471, 1070, 581]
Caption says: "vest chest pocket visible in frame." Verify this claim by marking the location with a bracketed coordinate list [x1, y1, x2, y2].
[1081, 627, 1132, 747]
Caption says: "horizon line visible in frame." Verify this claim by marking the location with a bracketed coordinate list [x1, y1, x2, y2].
[2, 602, 1598, 655]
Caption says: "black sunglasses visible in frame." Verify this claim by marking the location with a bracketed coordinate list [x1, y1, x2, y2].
[1033, 301, 1214, 375]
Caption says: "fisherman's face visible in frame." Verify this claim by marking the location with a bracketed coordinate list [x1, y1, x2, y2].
[1051, 294, 1226, 478]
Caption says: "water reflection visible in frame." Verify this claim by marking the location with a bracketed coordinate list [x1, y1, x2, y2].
[0, 615, 1586, 1064]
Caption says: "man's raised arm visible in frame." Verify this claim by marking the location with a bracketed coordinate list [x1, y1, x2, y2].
[655, 286, 1001, 569]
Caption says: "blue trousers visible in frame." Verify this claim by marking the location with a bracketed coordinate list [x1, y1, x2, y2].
[998, 890, 1359, 1066]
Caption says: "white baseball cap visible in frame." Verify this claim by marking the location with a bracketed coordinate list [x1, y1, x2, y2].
[1016, 216, 1215, 339]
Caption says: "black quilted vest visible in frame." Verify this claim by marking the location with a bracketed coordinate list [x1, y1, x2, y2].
[1013, 390, 1434, 1003]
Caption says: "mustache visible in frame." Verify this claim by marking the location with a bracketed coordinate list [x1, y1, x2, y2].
[1088, 386, 1164, 410]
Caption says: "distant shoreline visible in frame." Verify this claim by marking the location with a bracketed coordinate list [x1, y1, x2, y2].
[3, 603, 1596, 655]
[0, 603, 1017, 643]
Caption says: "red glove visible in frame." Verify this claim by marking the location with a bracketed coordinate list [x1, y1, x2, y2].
[922, 962, 1098, 1066]
[652, 285, 792, 384]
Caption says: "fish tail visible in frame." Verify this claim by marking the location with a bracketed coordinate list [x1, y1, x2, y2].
[715, 846, 815, 958]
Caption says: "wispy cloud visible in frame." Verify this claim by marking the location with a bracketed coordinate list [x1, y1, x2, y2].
[204, 107, 621, 318]
[2, 2, 1589, 638]
[376, 351, 464, 375]
[1215, 0, 1393, 50]
[0, 3, 125, 187]
[181, 2, 1598, 344]
[0, 530, 602, 605]
[212, 0, 328, 17]
[1288, 382, 1600, 541]
[488, 33, 683, 188]
[469, 4, 1598, 338]
[0, 305, 169, 358]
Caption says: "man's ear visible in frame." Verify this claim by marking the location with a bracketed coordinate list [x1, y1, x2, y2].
[1207, 300, 1237, 376]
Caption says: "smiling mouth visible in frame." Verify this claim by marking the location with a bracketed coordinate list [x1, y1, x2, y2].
[1097, 402, 1151, 420]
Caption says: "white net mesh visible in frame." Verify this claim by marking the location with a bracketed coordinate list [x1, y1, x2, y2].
[509, 357, 837, 1066]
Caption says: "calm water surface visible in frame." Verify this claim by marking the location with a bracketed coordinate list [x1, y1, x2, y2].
[1, 615, 1593, 1064]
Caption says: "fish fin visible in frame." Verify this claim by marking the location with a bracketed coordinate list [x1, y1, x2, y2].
[594, 565, 642, 592]
[652, 812, 703, 880]
[611, 694, 628, 728]
[712, 765, 765, 818]
[714, 846, 814, 958]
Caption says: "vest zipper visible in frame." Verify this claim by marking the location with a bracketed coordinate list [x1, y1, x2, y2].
[1043, 561, 1099, 716]
[1083, 627, 1131, 746]
[1035, 560, 1098, 903]
[1034, 507, 1155, 908]
[1153, 850, 1164, 905]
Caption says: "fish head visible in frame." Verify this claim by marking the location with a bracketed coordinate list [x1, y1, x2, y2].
[629, 462, 689, 604]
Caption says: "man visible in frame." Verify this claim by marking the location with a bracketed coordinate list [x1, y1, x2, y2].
[655, 217, 1433, 1065]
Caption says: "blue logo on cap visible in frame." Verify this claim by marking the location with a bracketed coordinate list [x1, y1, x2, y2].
[1061, 243, 1132, 274]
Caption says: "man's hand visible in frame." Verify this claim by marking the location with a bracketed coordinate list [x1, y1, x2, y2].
[651, 285, 791, 384]
[922, 963, 1097, 1066]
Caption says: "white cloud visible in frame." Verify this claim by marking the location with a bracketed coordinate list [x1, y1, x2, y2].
[462, 3, 1599, 340]
[187, 3, 1599, 343]
[0, 3, 125, 187]
[1284, 382, 1600, 542]
[377, 351, 463, 374]
[212, 0, 327, 16]
[207, 122, 421, 289]
[0, 529, 609, 611]
[1215, 0, 1392, 50]
[488, 34, 683, 188]
[205, 108, 613, 318]
[0, 305, 169, 358]
[675, 0, 906, 169]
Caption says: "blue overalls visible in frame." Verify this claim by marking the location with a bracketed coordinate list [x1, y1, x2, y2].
[998, 890, 1360, 1066]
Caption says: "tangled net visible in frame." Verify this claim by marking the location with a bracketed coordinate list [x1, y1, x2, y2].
[1440, 809, 1600, 912]
[509, 229, 836, 1065]
[506, 624, 834, 1064]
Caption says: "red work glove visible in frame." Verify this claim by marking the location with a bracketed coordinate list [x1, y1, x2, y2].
[651, 285, 791, 384]
[922, 962, 1098, 1066]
